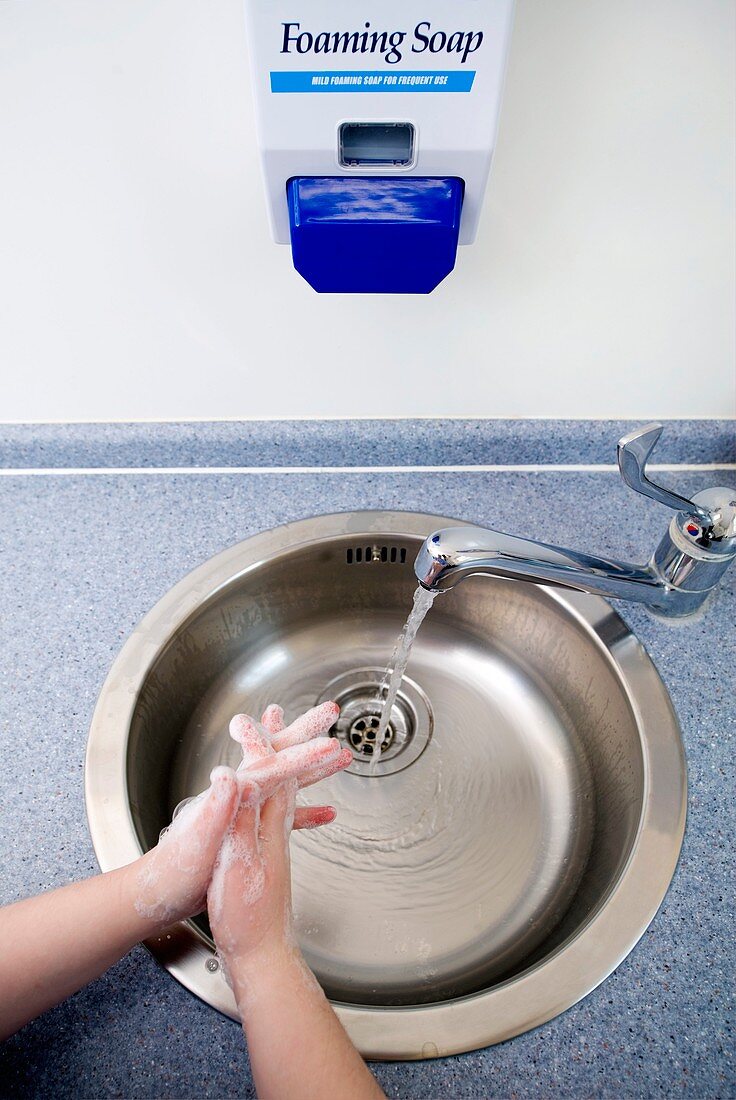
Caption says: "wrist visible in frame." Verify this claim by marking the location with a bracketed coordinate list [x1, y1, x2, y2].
[115, 856, 172, 941]
[226, 935, 305, 1007]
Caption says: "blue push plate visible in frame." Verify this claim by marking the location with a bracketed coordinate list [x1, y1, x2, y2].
[286, 176, 463, 294]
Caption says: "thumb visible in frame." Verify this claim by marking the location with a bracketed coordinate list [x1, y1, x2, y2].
[167, 765, 239, 866]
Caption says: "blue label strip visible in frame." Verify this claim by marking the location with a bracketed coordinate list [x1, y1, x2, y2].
[270, 70, 475, 93]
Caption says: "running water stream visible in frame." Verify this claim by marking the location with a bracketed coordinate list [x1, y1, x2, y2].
[373, 585, 438, 763]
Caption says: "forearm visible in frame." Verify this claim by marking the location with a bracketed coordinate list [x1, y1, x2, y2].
[231, 943, 384, 1100]
[0, 862, 158, 1041]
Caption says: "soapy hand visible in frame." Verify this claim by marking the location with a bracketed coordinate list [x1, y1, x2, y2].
[208, 702, 352, 979]
[133, 702, 351, 934]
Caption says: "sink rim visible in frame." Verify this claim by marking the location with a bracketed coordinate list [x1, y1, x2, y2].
[85, 510, 687, 1060]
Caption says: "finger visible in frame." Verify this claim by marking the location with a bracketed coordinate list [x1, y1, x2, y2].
[260, 703, 285, 734]
[293, 805, 337, 830]
[166, 765, 239, 850]
[259, 782, 293, 842]
[201, 766, 240, 837]
[212, 777, 261, 877]
[233, 774, 263, 808]
[271, 701, 340, 752]
[229, 713, 273, 767]
[244, 737, 344, 798]
[257, 786, 295, 909]
[244, 737, 344, 797]
[208, 784, 264, 928]
[298, 746, 353, 790]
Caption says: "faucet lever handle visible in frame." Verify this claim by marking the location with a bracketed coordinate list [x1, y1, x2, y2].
[617, 423, 712, 525]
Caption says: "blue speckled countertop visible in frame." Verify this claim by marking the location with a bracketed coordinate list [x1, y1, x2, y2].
[0, 420, 733, 1099]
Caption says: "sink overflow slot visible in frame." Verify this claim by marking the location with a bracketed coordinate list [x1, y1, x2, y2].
[346, 546, 407, 565]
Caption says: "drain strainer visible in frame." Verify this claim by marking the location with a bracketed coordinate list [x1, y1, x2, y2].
[317, 667, 433, 777]
[347, 713, 394, 755]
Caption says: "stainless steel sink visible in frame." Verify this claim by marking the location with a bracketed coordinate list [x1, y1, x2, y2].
[85, 511, 687, 1060]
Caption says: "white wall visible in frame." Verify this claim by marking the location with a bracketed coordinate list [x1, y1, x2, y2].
[0, 0, 733, 422]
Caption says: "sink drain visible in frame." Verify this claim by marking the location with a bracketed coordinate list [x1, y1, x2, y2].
[347, 713, 394, 755]
[317, 667, 433, 777]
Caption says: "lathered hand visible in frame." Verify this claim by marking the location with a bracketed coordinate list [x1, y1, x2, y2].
[209, 703, 352, 976]
[134, 703, 350, 931]
[212, 704, 384, 1100]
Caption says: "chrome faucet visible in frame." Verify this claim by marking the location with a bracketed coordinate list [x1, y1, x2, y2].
[414, 424, 736, 618]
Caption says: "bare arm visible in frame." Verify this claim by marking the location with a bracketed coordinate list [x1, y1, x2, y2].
[235, 941, 383, 1100]
[0, 862, 163, 1041]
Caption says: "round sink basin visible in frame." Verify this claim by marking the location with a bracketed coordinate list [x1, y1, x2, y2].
[85, 512, 686, 1059]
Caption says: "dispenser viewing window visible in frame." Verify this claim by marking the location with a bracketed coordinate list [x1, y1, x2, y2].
[243, 1, 516, 294]
[338, 123, 415, 167]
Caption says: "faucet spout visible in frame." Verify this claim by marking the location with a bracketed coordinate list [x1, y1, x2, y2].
[415, 526, 661, 603]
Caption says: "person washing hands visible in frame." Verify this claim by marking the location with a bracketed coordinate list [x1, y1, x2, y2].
[0, 703, 385, 1100]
